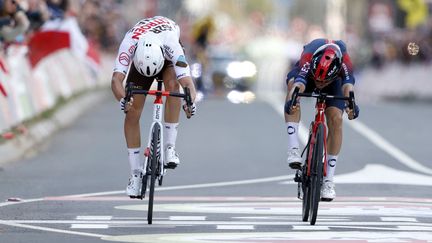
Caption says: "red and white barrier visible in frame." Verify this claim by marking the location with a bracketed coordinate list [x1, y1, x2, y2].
[0, 18, 107, 133]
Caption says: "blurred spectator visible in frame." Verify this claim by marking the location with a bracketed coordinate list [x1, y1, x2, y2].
[46, 0, 67, 20]
[24, 0, 50, 31]
[77, 0, 128, 52]
[0, 0, 30, 42]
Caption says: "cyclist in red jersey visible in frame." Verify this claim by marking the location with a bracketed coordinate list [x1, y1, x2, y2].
[284, 38, 359, 201]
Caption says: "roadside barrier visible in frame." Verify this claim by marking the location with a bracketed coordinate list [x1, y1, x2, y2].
[0, 30, 105, 135]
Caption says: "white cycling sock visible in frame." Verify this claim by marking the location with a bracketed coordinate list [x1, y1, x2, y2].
[164, 122, 178, 148]
[325, 154, 338, 182]
[128, 148, 141, 175]
[286, 122, 300, 149]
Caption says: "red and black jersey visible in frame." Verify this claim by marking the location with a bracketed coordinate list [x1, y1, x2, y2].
[286, 38, 355, 87]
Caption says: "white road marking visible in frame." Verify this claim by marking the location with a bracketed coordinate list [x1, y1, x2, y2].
[381, 217, 417, 222]
[50, 174, 295, 199]
[0, 220, 109, 238]
[347, 119, 432, 175]
[2, 219, 431, 228]
[292, 225, 330, 230]
[0, 198, 43, 207]
[169, 216, 206, 221]
[71, 224, 109, 229]
[335, 164, 432, 185]
[101, 231, 432, 243]
[118, 201, 432, 217]
[280, 163, 432, 185]
[397, 226, 432, 231]
[217, 225, 254, 230]
[233, 216, 351, 221]
[264, 93, 432, 175]
[76, 216, 112, 220]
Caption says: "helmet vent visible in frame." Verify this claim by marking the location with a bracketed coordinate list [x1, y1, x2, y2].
[325, 55, 331, 60]
[146, 67, 151, 76]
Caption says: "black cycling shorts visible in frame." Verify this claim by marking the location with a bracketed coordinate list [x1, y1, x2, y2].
[126, 61, 173, 91]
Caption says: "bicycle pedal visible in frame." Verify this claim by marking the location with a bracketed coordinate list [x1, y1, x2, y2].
[289, 162, 302, 170]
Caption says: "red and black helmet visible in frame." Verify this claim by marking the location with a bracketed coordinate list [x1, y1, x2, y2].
[311, 43, 343, 83]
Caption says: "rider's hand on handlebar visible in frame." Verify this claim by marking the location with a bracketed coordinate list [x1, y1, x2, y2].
[183, 102, 196, 118]
[284, 99, 300, 115]
[345, 104, 359, 120]
[120, 97, 134, 112]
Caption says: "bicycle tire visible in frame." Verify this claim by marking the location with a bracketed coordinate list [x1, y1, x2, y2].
[140, 163, 148, 200]
[301, 145, 311, 221]
[309, 123, 324, 225]
[147, 123, 161, 225]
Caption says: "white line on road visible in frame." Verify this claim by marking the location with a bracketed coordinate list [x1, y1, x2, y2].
[346, 119, 432, 175]
[217, 225, 254, 230]
[71, 224, 109, 229]
[380, 217, 417, 222]
[5, 220, 430, 227]
[0, 220, 109, 238]
[292, 225, 330, 230]
[76, 216, 112, 221]
[57, 174, 295, 198]
[169, 216, 206, 221]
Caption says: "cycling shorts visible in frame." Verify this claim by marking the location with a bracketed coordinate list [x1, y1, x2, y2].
[126, 61, 173, 91]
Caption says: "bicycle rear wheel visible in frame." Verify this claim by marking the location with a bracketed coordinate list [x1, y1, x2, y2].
[309, 123, 324, 225]
[147, 123, 161, 225]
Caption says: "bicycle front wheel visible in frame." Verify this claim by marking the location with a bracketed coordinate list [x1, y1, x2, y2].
[309, 123, 324, 225]
[147, 123, 161, 225]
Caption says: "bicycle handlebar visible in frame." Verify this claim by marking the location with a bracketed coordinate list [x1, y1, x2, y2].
[290, 86, 357, 117]
[124, 82, 193, 118]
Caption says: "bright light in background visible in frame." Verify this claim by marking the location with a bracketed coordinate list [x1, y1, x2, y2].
[191, 63, 202, 78]
[226, 61, 257, 79]
[184, 0, 217, 16]
[226, 90, 256, 104]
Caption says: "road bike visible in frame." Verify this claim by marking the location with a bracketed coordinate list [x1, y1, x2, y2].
[125, 80, 193, 224]
[288, 86, 356, 225]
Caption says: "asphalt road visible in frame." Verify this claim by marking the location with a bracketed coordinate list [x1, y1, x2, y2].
[0, 90, 431, 243]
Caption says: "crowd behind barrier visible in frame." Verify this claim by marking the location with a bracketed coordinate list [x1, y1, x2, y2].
[0, 0, 123, 135]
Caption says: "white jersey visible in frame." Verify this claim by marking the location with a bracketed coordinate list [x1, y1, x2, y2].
[113, 16, 190, 80]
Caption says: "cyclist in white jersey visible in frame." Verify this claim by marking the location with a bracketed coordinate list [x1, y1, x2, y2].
[111, 16, 197, 197]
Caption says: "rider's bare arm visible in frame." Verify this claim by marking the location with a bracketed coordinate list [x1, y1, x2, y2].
[288, 82, 306, 100]
[178, 76, 197, 103]
[111, 72, 126, 101]
[342, 83, 354, 97]
[342, 83, 357, 119]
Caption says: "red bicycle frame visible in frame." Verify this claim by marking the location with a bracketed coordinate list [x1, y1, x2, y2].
[306, 101, 328, 177]
[291, 86, 355, 177]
